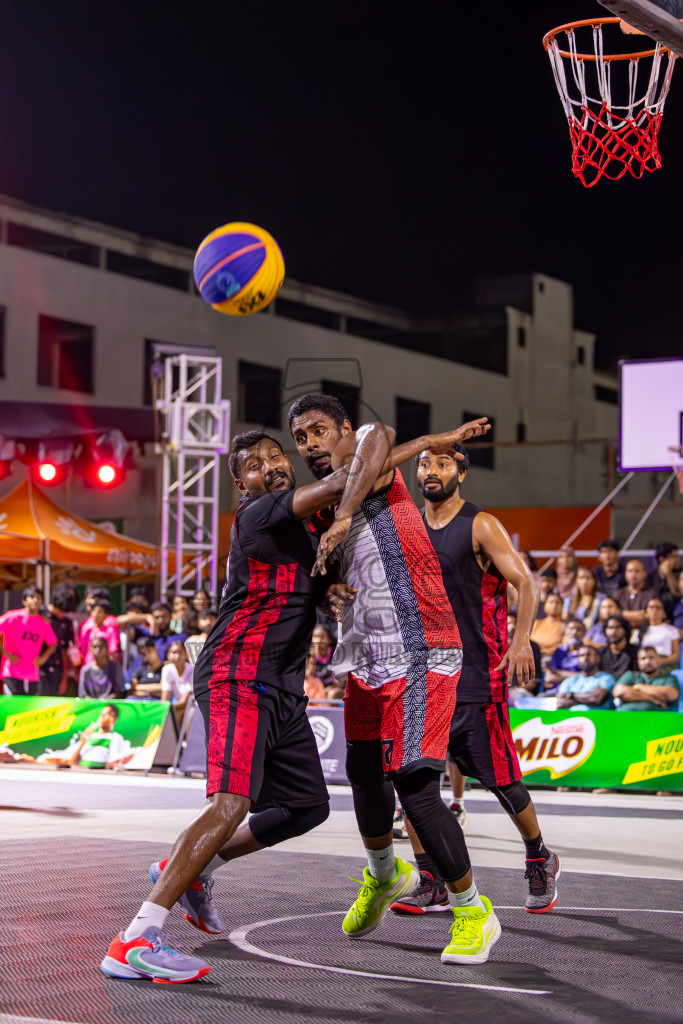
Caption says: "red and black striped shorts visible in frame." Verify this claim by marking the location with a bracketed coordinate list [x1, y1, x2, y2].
[197, 680, 327, 808]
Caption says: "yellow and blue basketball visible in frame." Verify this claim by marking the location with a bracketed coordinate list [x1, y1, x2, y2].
[193, 222, 285, 316]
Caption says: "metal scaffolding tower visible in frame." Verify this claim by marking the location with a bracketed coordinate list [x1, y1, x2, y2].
[157, 352, 230, 600]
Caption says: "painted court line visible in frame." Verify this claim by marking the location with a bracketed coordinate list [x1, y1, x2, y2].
[229, 911, 552, 996]
[495, 905, 683, 915]
[0, 1016, 90, 1024]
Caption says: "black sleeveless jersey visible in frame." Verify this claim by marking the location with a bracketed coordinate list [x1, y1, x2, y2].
[421, 501, 508, 702]
[194, 489, 317, 698]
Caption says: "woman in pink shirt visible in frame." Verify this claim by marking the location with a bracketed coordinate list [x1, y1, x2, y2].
[0, 586, 58, 695]
[79, 599, 121, 665]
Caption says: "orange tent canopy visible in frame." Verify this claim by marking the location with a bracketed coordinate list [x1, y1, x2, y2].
[0, 479, 161, 577]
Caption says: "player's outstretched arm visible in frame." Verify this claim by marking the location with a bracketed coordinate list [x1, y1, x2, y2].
[381, 418, 491, 472]
[473, 512, 540, 689]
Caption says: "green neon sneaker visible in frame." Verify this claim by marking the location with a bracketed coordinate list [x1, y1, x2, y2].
[440, 896, 501, 965]
[342, 856, 419, 938]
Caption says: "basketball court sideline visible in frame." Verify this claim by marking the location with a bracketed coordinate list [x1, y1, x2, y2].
[1, 768, 681, 1024]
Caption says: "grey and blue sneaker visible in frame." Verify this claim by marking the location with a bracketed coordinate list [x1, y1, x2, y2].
[524, 851, 561, 913]
[100, 927, 210, 983]
[149, 860, 225, 934]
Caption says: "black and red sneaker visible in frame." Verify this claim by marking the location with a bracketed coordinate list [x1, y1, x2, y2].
[524, 852, 561, 913]
[390, 871, 451, 915]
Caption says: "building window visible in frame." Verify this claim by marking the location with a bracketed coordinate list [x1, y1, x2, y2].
[0, 306, 5, 378]
[463, 411, 495, 470]
[517, 326, 526, 348]
[37, 315, 94, 393]
[576, 345, 585, 365]
[396, 397, 431, 446]
[321, 380, 361, 427]
[238, 361, 282, 428]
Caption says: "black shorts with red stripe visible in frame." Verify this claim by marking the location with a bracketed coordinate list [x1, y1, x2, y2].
[196, 679, 328, 809]
[446, 700, 522, 788]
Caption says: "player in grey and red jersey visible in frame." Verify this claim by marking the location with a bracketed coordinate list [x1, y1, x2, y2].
[390, 443, 561, 917]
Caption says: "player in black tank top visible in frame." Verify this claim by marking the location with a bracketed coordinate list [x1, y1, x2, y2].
[390, 444, 562, 918]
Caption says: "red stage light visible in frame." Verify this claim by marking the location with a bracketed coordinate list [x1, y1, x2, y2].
[37, 462, 57, 483]
[97, 464, 117, 485]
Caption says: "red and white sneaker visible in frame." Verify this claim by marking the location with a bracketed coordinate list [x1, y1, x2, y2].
[100, 928, 210, 984]
[524, 852, 561, 913]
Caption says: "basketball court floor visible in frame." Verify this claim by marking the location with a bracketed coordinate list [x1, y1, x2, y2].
[1, 765, 681, 1024]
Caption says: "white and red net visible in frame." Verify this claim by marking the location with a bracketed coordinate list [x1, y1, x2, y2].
[545, 18, 677, 187]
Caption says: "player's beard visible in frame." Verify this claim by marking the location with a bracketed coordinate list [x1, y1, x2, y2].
[265, 469, 295, 492]
[420, 475, 460, 503]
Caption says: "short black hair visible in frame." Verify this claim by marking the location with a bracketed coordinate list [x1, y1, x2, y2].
[22, 585, 43, 601]
[102, 703, 120, 721]
[198, 609, 218, 620]
[414, 441, 470, 472]
[288, 393, 349, 432]
[92, 599, 112, 615]
[655, 542, 678, 562]
[51, 585, 77, 613]
[605, 614, 629, 634]
[137, 636, 157, 651]
[90, 635, 108, 648]
[540, 568, 557, 580]
[87, 586, 109, 600]
[597, 539, 619, 552]
[125, 595, 149, 612]
[228, 430, 283, 481]
[150, 601, 172, 614]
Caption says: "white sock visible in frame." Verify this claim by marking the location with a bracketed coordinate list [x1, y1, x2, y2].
[365, 845, 397, 883]
[451, 882, 486, 912]
[199, 854, 226, 878]
[124, 901, 169, 941]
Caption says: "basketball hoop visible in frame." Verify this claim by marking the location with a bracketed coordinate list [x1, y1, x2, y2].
[669, 445, 683, 493]
[543, 18, 677, 187]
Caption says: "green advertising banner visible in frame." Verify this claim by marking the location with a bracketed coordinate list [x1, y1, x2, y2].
[0, 697, 170, 771]
[509, 709, 683, 792]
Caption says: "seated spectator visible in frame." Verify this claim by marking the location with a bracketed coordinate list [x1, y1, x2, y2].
[614, 559, 657, 629]
[556, 645, 615, 711]
[125, 601, 187, 683]
[593, 539, 626, 597]
[507, 611, 542, 702]
[564, 566, 605, 627]
[171, 595, 192, 634]
[304, 625, 341, 700]
[79, 637, 126, 699]
[191, 588, 211, 619]
[543, 618, 586, 690]
[613, 647, 681, 712]
[599, 615, 639, 679]
[646, 542, 681, 620]
[0, 586, 58, 696]
[585, 596, 620, 647]
[530, 594, 564, 662]
[80, 599, 120, 665]
[637, 598, 681, 669]
[555, 547, 578, 600]
[130, 637, 164, 700]
[673, 568, 683, 633]
[160, 640, 194, 725]
[534, 569, 558, 620]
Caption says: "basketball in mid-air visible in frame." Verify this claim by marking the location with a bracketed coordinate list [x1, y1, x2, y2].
[193, 222, 285, 316]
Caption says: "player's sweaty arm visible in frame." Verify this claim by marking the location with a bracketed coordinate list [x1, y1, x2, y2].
[291, 422, 394, 524]
[380, 418, 491, 473]
[473, 513, 540, 689]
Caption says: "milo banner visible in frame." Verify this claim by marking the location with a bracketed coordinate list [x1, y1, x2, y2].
[0, 697, 172, 772]
[510, 709, 683, 792]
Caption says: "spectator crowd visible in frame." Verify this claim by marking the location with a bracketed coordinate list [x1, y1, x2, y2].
[0, 539, 680, 718]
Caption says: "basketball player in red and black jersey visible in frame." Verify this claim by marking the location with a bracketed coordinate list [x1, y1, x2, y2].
[100, 423, 399, 983]
[390, 443, 561, 916]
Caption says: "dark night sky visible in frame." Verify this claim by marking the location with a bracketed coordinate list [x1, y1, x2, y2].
[0, 1, 681, 369]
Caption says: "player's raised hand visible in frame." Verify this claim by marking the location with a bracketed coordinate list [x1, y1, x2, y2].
[311, 518, 351, 577]
[428, 418, 490, 455]
[495, 636, 536, 690]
